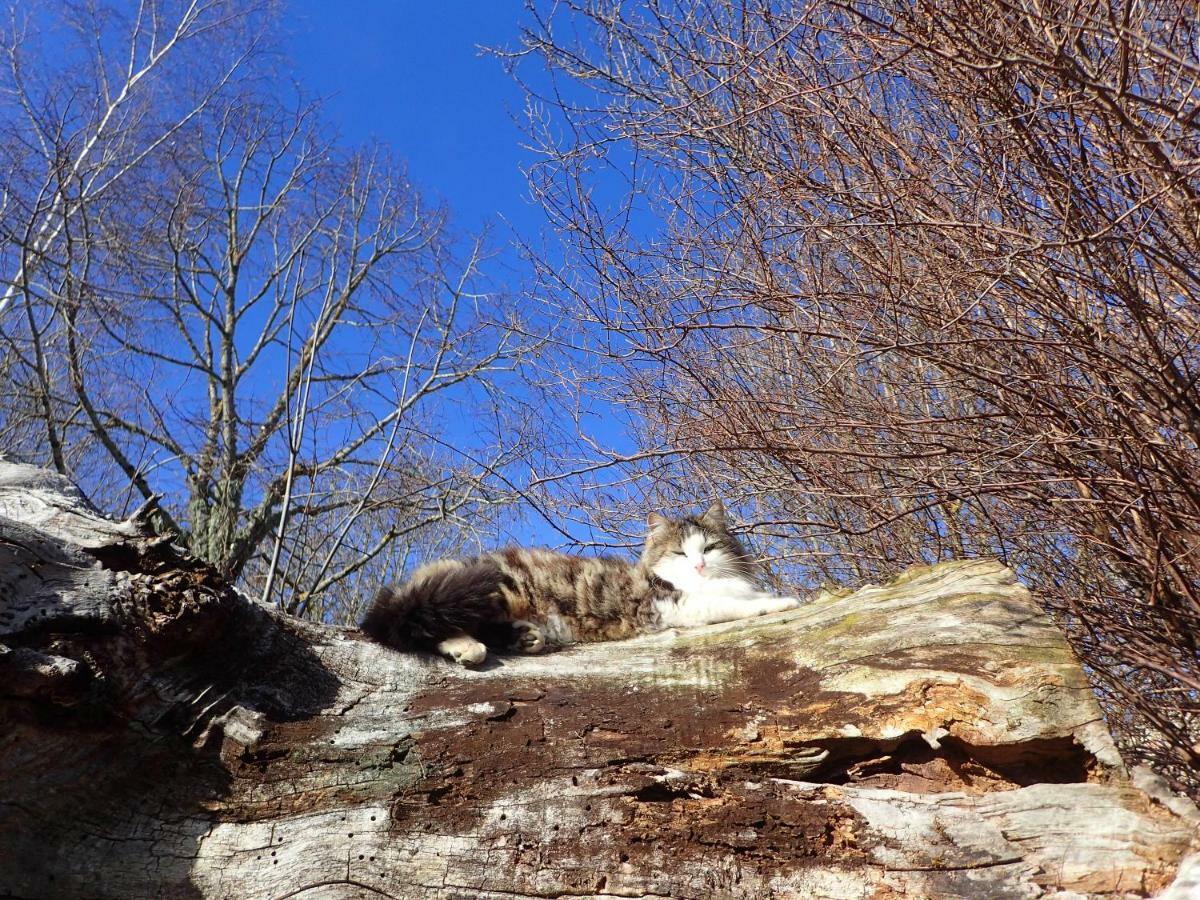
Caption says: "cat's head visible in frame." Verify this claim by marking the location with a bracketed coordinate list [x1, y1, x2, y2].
[642, 500, 758, 589]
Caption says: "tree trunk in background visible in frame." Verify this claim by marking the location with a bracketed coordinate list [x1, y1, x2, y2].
[1, 460, 1196, 899]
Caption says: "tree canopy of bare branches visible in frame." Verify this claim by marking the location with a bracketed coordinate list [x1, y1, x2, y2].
[514, 0, 1200, 794]
[0, 1, 538, 624]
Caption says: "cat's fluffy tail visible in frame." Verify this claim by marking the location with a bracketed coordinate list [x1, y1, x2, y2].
[360, 558, 509, 651]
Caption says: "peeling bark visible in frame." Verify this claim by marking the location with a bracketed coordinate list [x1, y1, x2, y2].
[0, 460, 1196, 899]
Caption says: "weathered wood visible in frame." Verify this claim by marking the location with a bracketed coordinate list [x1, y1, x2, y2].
[0, 460, 1196, 899]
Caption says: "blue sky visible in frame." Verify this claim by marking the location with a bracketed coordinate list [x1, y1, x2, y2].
[287, 2, 539, 246]
[284, 4, 688, 553]
[287, 3, 627, 549]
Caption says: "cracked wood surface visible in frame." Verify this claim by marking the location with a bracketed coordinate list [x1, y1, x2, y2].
[0, 460, 1196, 899]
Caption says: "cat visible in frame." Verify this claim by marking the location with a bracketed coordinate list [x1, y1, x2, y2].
[360, 500, 800, 666]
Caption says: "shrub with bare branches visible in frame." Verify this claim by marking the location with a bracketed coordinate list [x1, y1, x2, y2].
[513, 0, 1200, 793]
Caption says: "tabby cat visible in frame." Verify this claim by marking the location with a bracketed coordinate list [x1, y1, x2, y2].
[361, 501, 799, 665]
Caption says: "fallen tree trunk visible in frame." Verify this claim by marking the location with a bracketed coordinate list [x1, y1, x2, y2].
[1, 460, 1196, 899]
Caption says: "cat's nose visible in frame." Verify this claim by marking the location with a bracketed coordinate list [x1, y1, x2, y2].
[695, 561, 706, 573]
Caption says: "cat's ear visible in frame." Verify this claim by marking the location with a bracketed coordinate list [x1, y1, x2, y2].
[647, 512, 666, 531]
[699, 499, 726, 529]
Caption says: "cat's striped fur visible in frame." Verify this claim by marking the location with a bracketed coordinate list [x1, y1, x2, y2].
[361, 501, 799, 665]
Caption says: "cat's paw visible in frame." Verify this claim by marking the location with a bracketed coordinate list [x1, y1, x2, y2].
[509, 620, 546, 654]
[760, 596, 801, 615]
[437, 634, 488, 666]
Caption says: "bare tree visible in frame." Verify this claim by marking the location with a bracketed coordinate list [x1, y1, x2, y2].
[0, 2, 540, 620]
[512, 0, 1200, 793]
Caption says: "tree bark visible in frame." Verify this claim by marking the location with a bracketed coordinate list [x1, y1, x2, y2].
[1, 460, 1196, 899]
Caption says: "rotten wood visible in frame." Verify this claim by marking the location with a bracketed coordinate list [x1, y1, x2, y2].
[0, 460, 1196, 899]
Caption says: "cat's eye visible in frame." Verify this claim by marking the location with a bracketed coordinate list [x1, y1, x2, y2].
[703, 543, 717, 552]
[672, 550, 686, 556]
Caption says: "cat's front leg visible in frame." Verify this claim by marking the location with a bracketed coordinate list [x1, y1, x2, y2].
[665, 593, 800, 628]
[748, 593, 802, 616]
